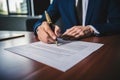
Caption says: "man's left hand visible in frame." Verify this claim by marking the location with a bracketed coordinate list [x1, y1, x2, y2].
[62, 26, 94, 40]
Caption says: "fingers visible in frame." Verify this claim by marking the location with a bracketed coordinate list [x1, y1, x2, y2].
[43, 22, 56, 40]
[62, 26, 94, 40]
[54, 25, 61, 37]
[62, 26, 83, 37]
[37, 22, 94, 42]
[37, 28, 54, 43]
[63, 26, 77, 35]
[37, 21, 57, 43]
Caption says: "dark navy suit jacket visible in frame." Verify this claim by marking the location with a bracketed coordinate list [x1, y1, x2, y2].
[33, 0, 120, 35]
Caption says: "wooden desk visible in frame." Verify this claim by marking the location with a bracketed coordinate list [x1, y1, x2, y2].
[0, 31, 120, 80]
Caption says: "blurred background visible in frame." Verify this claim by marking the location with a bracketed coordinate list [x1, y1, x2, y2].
[0, 0, 53, 31]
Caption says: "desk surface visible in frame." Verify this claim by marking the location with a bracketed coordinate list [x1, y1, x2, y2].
[0, 31, 120, 80]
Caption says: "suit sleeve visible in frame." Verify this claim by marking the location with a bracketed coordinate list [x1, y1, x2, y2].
[92, 0, 120, 35]
[33, 0, 60, 35]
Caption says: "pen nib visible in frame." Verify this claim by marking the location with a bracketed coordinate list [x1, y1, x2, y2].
[56, 41, 58, 46]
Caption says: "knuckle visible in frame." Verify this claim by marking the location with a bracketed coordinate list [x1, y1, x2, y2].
[66, 29, 70, 33]
[74, 28, 78, 31]
[42, 21, 47, 24]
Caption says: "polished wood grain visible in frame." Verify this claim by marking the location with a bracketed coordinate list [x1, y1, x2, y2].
[0, 31, 120, 80]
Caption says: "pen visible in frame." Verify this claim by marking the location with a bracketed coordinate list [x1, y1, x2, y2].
[0, 34, 25, 41]
[45, 11, 58, 46]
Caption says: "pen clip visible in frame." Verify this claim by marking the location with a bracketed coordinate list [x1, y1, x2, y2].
[45, 11, 52, 24]
[45, 11, 55, 31]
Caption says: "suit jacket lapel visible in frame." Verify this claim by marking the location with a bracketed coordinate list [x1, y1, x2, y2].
[86, 0, 95, 25]
[68, 0, 78, 25]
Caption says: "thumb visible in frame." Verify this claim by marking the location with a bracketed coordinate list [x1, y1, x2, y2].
[54, 25, 61, 37]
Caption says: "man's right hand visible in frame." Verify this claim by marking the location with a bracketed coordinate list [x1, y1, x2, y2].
[37, 21, 61, 43]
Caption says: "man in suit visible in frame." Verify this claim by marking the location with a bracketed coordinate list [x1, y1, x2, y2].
[33, 0, 120, 43]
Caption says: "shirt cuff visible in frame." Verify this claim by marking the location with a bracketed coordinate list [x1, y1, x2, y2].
[88, 25, 100, 35]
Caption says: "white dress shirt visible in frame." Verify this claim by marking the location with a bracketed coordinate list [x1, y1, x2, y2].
[76, 0, 99, 34]
[76, 0, 88, 26]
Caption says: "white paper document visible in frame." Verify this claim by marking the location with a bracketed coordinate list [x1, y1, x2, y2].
[5, 38, 103, 72]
